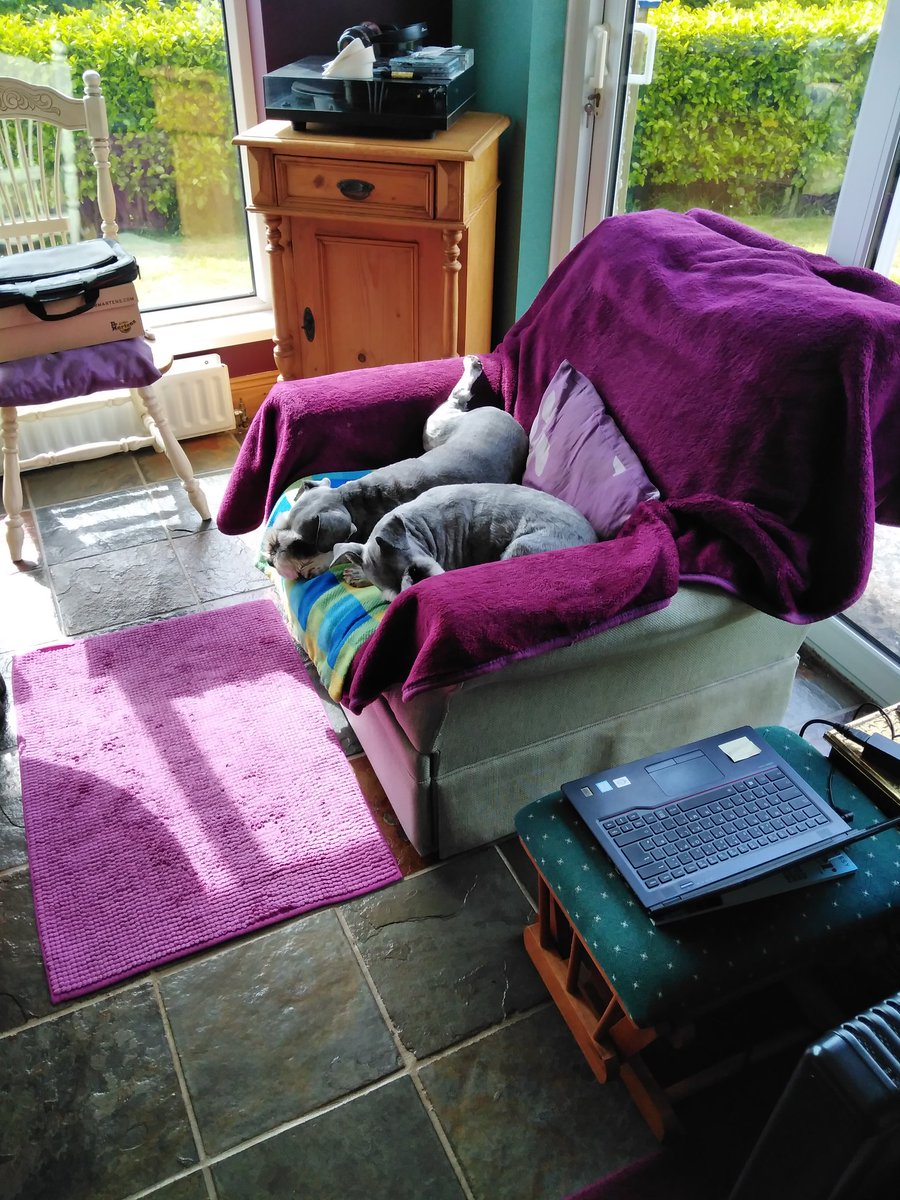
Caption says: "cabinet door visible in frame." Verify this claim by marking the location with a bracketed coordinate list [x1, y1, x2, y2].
[291, 219, 446, 376]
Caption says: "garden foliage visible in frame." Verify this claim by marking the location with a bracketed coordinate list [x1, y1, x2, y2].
[632, 0, 883, 210]
[0, 0, 885, 227]
[0, 0, 238, 233]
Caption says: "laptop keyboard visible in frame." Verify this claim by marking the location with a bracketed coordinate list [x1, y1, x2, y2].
[601, 767, 831, 889]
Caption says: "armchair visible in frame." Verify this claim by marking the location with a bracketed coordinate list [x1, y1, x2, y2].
[219, 209, 900, 858]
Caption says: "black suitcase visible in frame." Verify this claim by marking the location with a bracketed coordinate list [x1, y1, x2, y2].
[0, 238, 139, 322]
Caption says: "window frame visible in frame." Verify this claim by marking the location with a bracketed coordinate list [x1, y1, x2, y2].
[142, 0, 273, 345]
[805, 0, 900, 703]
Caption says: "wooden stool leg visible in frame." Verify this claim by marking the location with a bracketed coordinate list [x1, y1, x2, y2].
[2, 407, 25, 561]
[524, 849, 682, 1141]
[136, 384, 211, 521]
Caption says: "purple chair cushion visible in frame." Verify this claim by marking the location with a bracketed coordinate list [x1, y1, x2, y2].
[0, 338, 161, 407]
[523, 361, 660, 538]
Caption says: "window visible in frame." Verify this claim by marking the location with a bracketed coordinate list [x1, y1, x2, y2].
[0, 0, 267, 323]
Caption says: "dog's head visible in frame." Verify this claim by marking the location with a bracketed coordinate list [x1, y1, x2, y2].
[332, 517, 443, 601]
[262, 479, 357, 581]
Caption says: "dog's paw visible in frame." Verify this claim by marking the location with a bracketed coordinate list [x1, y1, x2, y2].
[342, 565, 371, 588]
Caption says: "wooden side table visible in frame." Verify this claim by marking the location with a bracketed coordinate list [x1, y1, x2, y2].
[234, 112, 510, 380]
[515, 726, 900, 1140]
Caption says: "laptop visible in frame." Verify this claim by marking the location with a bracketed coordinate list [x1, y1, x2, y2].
[562, 726, 858, 922]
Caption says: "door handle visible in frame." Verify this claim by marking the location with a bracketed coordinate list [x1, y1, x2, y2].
[628, 23, 658, 86]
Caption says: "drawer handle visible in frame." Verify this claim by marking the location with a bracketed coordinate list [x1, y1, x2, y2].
[337, 178, 375, 201]
[302, 307, 316, 342]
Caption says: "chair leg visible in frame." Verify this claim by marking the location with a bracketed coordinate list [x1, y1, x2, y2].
[1, 407, 25, 561]
[136, 383, 211, 522]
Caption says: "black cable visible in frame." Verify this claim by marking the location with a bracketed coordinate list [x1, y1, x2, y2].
[799, 705, 900, 823]
[834, 812, 900, 850]
[798, 716, 844, 738]
[797, 717, 854, 820]
[853, 702, 896, 740]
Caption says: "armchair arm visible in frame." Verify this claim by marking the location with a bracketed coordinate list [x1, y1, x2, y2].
[217, 355, 505, 534]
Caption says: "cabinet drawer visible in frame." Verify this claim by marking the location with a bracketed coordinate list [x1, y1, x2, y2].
[275, 156, 434, 218]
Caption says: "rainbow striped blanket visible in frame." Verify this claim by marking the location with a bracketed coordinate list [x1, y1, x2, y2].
[258, 472, 388, 701]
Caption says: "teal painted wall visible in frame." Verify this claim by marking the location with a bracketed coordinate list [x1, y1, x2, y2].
[453, 1, 567, 340]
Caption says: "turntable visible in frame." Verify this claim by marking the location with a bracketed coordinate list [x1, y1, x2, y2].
[263, 48, 475, 137]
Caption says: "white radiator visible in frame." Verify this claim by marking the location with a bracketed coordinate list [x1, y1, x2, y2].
[8, 354, 235, 472]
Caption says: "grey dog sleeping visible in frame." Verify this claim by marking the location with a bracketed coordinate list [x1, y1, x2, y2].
[331, 483, 599, 600]
[263, 357, 528, 580]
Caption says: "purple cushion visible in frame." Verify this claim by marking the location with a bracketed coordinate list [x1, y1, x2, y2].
[522, 361, 660, 538]
[0, 338, 161, 407]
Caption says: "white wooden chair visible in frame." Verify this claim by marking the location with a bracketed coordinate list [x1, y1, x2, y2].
[0, 68, 209, 562]
[0, 40, 80, 241]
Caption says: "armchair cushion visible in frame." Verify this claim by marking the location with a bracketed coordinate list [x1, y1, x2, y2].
[522, 360, 660, 538]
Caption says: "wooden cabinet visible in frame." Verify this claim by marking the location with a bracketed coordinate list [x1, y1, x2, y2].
[234, 112, 510, 380]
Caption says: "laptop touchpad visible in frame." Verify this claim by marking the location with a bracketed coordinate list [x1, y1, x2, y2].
[648, 757, 723, 797]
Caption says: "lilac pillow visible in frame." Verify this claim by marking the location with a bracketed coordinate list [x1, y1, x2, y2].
[523, 361, 659, 538]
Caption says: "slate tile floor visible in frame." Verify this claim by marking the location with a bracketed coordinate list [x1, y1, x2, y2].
[0, 433, 874, 1200]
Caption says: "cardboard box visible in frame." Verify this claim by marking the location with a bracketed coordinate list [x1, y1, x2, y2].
[0, 283, 144, 363]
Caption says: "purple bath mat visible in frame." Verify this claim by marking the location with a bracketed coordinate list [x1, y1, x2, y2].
[13, 599, 400, 1003]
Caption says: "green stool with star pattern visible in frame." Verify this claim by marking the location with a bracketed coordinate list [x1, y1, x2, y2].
[514, 726, 900, 1139]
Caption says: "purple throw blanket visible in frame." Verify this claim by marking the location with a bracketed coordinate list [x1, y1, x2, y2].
[219, 210, 900, 712]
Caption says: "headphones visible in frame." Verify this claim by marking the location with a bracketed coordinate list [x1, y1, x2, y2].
[337, 21, 429, 53]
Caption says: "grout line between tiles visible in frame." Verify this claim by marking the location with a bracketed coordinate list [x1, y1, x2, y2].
[20, 478, 67, 635]
[121, 1166, 213, 1200]
[191, 1068, 412, 1171]
[335, 907, 477, 1200]
[150, 974, 219, 1200]
[494, 842, 538, 913]
[0, 973, 149, 1040]
[414, 998, 555, 1070]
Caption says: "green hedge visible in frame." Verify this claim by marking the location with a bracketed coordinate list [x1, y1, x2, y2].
[631, 0, 883, 210]
[0, 0, 237, 233]
[2, 0, 884, 228]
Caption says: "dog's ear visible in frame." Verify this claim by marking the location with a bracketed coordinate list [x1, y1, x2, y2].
[374, 531, 402, 554]
[317, 509, 355, 548]
[330, 541, 365, 566]
[301, 477, 331, 492]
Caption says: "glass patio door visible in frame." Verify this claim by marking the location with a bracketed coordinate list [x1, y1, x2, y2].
[804, 11, 900, 704]
[557, 0, 900, 703]
[595, 0, 891, 254]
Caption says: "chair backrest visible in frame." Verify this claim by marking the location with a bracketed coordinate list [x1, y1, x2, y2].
[0, 37, 72, 92]
[0, 67, 117, 254]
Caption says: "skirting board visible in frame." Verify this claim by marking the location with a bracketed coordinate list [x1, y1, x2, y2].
[230, 370, 278, 424]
